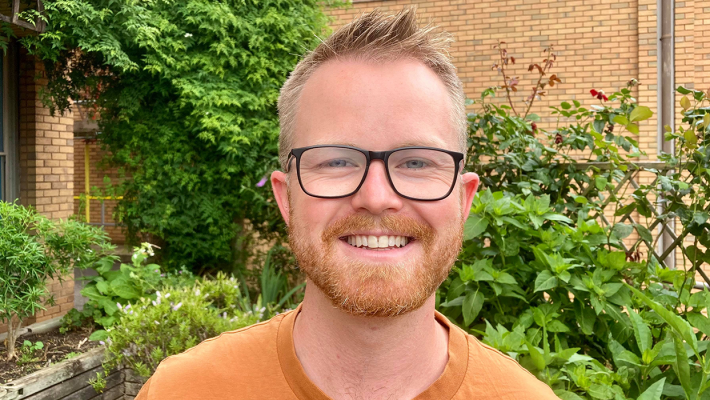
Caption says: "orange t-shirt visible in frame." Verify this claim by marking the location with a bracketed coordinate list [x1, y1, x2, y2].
[135, 305, 559, 399]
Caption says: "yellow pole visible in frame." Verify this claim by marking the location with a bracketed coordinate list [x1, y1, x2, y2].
[84, 140, 90, 223]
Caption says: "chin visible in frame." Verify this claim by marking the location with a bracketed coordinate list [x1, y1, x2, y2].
[304, 259, 448, 317]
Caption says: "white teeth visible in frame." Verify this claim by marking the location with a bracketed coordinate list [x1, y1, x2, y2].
[368, 236, 377, 248]
[345, 235, 409, 249]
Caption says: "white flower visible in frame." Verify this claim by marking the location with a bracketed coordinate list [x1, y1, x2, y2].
[156, 291, 161, 298]
[164, 293, 170, 299]
[172, 302, 183, 311]
[154, 321, 160, 325]
[117, 302, 123, 311]
[195, 289, 200, 296]
[184, 33, 193, 38]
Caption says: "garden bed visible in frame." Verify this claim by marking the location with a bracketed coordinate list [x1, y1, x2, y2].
[0, 327, 101, 385]
[0, 342, 145, 400]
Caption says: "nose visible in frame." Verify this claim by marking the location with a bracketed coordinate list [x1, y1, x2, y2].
[350, 160, 404, 214]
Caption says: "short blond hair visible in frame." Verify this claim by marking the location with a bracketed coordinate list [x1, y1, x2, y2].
[277, 7, 466, 170]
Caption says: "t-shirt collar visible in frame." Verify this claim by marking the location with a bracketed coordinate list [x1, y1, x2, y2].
[277, 303, 468, 400]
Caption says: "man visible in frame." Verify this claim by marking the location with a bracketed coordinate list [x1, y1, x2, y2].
[135, 8, 559, 400]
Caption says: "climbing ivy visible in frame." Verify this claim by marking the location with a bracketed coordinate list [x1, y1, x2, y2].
[14, 0, 336, 272]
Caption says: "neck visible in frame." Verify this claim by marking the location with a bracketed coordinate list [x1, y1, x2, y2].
[292, 281, 449, 400]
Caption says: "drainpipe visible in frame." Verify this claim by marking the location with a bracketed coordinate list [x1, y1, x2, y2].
[657, 0, 675, 268]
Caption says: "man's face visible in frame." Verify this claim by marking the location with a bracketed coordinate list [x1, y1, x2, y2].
[271, 58, 479, 317]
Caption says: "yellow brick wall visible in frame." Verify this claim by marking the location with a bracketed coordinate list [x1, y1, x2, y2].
[332, 0, 644, 146]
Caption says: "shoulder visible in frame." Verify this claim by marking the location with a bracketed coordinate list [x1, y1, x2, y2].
[456, 328, 559, 399]
[159, 312, 286, 369]
[135, 312, 290, 399]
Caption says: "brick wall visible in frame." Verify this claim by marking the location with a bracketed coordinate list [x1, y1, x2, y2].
[0, 50, 76, 335]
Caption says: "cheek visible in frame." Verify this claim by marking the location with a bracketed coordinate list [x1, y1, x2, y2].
[414, 196, 463, 232]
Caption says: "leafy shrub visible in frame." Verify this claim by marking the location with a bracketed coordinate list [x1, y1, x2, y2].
[74, 243, 161, 331]
[439, 41, 710, 399]
[90, 274, 258, 392]
[0, 201, 114, 360]
[13, 0, 339, 273]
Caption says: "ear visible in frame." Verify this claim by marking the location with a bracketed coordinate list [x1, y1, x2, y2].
[460, 172, 480, 220]
[271, 170, 290, 226]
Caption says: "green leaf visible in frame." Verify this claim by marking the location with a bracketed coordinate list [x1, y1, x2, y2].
[677, 86, 692, 95]
[593, 119, 606, 134]
[595, 176, 608, 191]
[588, 383, 615, 400]
[637, 378, 665, 400]
[626, 123, 640, 135]
[464, 214, 488, 240]
[628, 309, 652, 355]
[534, 270, 558, 293]
[462, 290, 484, 327]
[96, 281, 110, 295]
[574, 196, 588, 204]
[556, 391, 585, 400]
[673, 332, 693, 399]
[526, 341, 546, 371]
[680, 96, 691, 111]
[606, 251, 627, 270]
[561, 102, 571, 110]
[684, 130, 698, 145]
[630, 106, 653, 122]
[612, 223, 633, 240]
[525, 113, 541, 121]
[89, 330, 109, 341]
[635, 224, 653, 244]
[547, 320, 570, 332]
[626, 284, 697, 354]
[613, 115, 629, 125]
[110, 279, 140, 300]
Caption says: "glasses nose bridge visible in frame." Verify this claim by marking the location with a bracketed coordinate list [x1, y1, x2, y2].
[367, 150, 388, 163]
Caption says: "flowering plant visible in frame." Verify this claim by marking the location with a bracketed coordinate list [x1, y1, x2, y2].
[89, 274, 257, 392]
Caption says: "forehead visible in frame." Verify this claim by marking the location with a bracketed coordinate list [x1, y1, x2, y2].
[292, 58, 458, 151]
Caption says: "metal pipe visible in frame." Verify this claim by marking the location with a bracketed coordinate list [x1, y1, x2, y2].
[657, 0, 675, 268]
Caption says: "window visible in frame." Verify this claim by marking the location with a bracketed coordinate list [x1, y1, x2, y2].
[1, 42, 19, 203]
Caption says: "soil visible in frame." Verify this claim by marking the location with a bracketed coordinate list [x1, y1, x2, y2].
[0, 327, 102, 384]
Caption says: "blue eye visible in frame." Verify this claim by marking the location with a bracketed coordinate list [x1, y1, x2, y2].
[327, 159, 350, 167]
[404, 160, 427, 169]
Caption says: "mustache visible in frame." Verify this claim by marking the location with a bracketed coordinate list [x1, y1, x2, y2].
[321, 214, 435, 244]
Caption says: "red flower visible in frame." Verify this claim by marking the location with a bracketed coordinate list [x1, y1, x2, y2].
[590, 89, 608, 102]
[555, 133, 563, 144]
[531, 122, 538, 133]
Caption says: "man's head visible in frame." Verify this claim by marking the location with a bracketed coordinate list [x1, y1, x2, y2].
[271, 7, 479, 317]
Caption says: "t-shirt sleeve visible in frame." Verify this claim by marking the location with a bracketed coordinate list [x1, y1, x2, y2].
[133, 375, 152, 400]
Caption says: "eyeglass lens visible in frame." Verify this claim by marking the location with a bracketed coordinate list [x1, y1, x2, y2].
[297, 147, 457, 200]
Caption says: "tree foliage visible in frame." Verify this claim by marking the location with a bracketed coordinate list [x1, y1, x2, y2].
[18, 0, 334, 272]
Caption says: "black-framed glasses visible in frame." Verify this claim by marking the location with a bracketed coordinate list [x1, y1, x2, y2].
[286, 145, 464, 201]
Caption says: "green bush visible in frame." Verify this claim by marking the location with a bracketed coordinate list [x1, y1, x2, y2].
[11, 0, 338, 273]
[0, 201, 114, 361]
[437, 41, 710, 399]
[90, 274, 258, 392]
[75, 243, 161, 331]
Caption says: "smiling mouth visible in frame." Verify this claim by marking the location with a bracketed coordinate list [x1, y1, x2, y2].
[340, 235, 412, 250]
